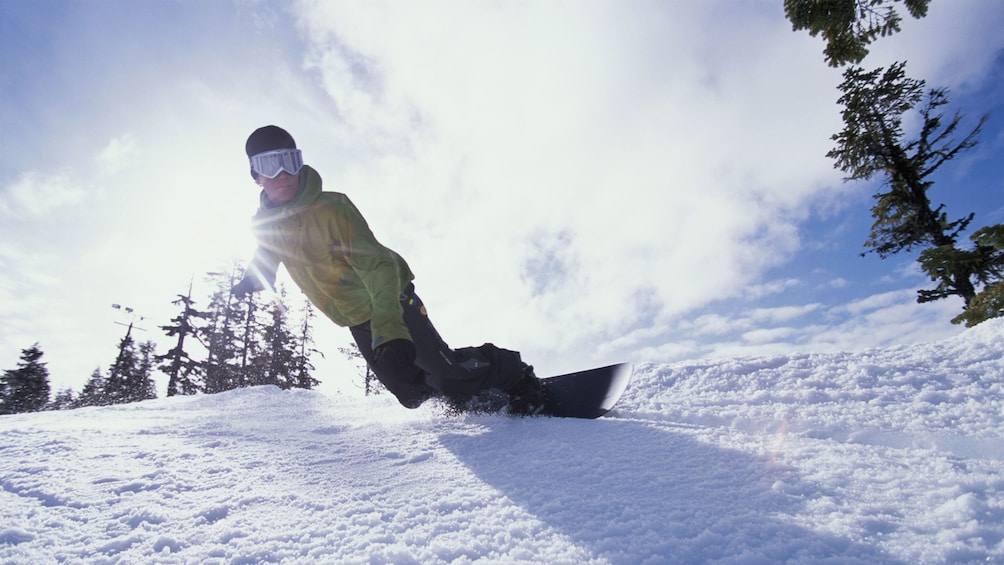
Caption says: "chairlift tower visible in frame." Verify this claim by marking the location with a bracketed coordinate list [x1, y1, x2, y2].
[111, 304, 146, 339]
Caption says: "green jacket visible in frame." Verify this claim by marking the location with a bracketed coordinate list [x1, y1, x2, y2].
[247, 165, 414, 347]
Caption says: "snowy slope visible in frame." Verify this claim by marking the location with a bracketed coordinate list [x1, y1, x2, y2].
[1, 320, 1002, 564]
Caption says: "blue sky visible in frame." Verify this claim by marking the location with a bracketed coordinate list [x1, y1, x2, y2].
[2, 1, 1003, 396]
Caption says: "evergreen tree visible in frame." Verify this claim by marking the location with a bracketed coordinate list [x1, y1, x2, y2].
[784, 0, 930, 67]
[245, 286, 321, 390]
[237, 292, 265, 388]
[831, 64, 985, 257]
[49, 388, 76, 411]
[157, 283, 208, 396]
[787, 1, 1003, 326]
[77, 368, 108, 407]
[255, 289, 300, 388]
[0, 343, 51, 414]
[339, 343, 383, 396]
[829, 62, 1002, 322]
[130, 341, 159, 402]
[292, 298, 321, 390]
[203, 266, 246, 393]
[104, 333, 139, 404]
[203, 265, 321, 391]
[102, 329, 157, 405]
[954, 282, 1004, 327]
[922, 226, 1004, 326]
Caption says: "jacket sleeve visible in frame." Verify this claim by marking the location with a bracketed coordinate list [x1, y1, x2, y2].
[241, 246, 280, 293]
[330, 196, 411, 347]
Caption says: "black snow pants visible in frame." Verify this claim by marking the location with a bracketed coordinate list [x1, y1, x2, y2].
[349, 284, 527, 408]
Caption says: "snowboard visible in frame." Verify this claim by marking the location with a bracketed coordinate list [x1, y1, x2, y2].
[538, 363, 633, 419]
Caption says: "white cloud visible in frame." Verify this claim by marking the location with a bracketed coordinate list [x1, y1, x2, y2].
[290, 2, 848, 362]
[837, 289, 918, 316]
[97, 133, 139, 175]
[4, 0, 995, 391]
[742, 326, 798, 345]
[866, 0, 1004, 90]
[745, 278, 803, 300]
[0, 171, 87, 218]
[748, 304, 823, 324]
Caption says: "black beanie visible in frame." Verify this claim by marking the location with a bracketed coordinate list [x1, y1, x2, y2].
[245, 125, 296, 158]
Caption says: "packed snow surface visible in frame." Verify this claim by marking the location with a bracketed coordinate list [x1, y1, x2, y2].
[2, 320, 1003, 564]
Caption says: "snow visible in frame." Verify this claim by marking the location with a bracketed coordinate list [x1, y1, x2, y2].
[2, 320, 1003, 564]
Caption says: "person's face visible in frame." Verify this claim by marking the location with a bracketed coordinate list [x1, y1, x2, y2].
[257, 171, 299, 205]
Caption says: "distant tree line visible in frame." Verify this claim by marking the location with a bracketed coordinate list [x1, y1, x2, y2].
[785, 0, 1004, 326]
[0, 263, 331, 415]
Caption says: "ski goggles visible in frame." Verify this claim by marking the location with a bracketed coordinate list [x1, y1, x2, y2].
[249, 148, 304, 179]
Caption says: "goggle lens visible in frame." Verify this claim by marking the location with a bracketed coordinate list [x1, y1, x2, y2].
[250, 149, 303, 179]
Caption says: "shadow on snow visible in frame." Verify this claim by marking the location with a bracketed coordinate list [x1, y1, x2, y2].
[439, 417, 905, 564]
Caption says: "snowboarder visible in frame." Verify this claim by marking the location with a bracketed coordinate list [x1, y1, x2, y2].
[231, 125, 544, 415]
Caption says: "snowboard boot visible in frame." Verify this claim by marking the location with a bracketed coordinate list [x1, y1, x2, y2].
[505, 365, 547, 417]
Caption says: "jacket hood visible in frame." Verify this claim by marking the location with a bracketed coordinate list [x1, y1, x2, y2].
[255, 165, 323, 218]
